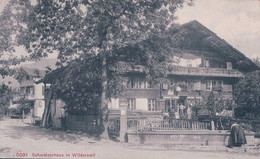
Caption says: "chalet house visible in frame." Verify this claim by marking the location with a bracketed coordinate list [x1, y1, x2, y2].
[108, 20, 259, 121]
[14, 67, 46, 122]
[40, 21, 259, 135]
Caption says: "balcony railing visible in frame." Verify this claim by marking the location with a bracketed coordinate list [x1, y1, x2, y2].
[112, 62, 243, 77]
[111, 61, 146, 73]
[170, 65, 243, 77]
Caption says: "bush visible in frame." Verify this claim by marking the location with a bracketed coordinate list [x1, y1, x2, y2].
[234, 107, 260, 120]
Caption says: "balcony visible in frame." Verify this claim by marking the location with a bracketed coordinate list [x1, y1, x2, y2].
[170, 65, 243, 77]
[112, 62, 243, 77]
[111, 61, 146, 73]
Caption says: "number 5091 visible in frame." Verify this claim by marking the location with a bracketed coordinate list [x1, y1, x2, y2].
[16, 153, 28, 157]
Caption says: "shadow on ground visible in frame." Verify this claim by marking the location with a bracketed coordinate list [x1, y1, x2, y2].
[0, 115, 5, 121]
[4, 121, 97, 144]
[0, 147, 11, 154]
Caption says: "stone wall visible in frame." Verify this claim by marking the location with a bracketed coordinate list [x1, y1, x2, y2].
[127, 130, 255, 146]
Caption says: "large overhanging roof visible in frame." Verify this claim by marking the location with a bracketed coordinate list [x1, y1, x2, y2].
[178, 20, 259, 72]
[37, 55, 101, 84]
[14, 67, 46, 82]
[40, 21, 259, 83]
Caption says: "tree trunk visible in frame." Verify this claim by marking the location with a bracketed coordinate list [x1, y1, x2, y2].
[100, 53, 109, 139]
[41, 86, 53, 127]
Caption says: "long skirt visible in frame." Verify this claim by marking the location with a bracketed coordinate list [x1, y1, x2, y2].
[229, 125, 247, 147]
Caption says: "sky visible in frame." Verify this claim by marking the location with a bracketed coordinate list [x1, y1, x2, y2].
[175, 0, 260, 59]
[0, 0, 259, 59]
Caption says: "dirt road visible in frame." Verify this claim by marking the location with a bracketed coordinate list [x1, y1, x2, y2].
[0, 116, 259, 159]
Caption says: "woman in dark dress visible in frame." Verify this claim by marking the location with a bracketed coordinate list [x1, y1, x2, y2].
[228, 122, 247, 147]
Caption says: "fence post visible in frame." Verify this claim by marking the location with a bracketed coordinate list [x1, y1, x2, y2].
[211, 120, 215, 131]
[119, 98, 128, 142]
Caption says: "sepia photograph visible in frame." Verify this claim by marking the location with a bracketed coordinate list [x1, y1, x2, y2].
[0, 0, 260, 158]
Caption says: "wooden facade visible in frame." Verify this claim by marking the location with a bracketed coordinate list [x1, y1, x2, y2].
[108, 21, 259, 122]
[39, 21, 259, 134]
[14, 67, 46, 123]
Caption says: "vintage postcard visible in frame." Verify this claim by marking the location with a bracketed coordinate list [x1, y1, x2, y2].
[0, 0, 259, 158]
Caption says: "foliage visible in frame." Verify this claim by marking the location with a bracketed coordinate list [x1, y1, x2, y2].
[16, 95, 34, 110]
[1, 0, 193, 89]
[252, 57, 260, 67]
[19, 0, 191, 61]
[51, 57, 102, 115]
[1, 0, 194, 133]
[0, 83, 33, 114]
[234, 70, 260, 119]
[0, 0, 31, 76]
[203, 91, 229, 119]
[0, 84, 13, 113]
[49, 34, 180, 115]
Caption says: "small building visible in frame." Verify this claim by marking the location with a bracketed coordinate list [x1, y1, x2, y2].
[14, 67, 46, 123]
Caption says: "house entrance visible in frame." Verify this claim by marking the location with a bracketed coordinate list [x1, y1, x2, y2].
[178, 96, 187, 105]
[178, 96, 187, 119]
[164, 96, 187, 119]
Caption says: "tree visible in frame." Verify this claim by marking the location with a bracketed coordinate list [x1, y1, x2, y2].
[234, 70, 260, 119]
[0, 84, 13, 113]
[1, 0, 193, 136]
[204, 91, 227, 130]
[199, 91, 233, 118]
[252, 57, 260, 67]
[0, 0, 31, 76]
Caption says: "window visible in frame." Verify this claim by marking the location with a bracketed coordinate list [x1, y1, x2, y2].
[128, 76, 147, 89]
[127, 99, 136, 110]
[226, 62, 233, 70]
[26, 86, 35, 95]
[148, 99, 157, 111]
[204, 60, 210, 68]
[212, 81, 223, 90]
[206, 80, 223, 91]
[206, 81, 211, 90]
[26, 75, 30, 80]
[212, 81, 217, 90]
[177, 81, 188, 90]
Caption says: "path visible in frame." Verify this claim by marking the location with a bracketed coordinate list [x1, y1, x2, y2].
[0, 115, 259, 159]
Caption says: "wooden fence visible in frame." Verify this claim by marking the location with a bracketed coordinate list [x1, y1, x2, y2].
[65, 115, 98, 134]
[127, 119, 211, 131]
[108, 119, 120, 137]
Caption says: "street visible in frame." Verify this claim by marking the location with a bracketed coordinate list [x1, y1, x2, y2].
[0, 115, 259, 159]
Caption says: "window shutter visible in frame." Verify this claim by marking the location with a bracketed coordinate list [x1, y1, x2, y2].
[194, 81, 201, 90]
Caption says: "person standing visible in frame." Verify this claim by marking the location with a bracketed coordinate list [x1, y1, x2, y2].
[187, 106, 192, 120]
[228, 122, 247, 147]
[179, 104, 185, 119]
